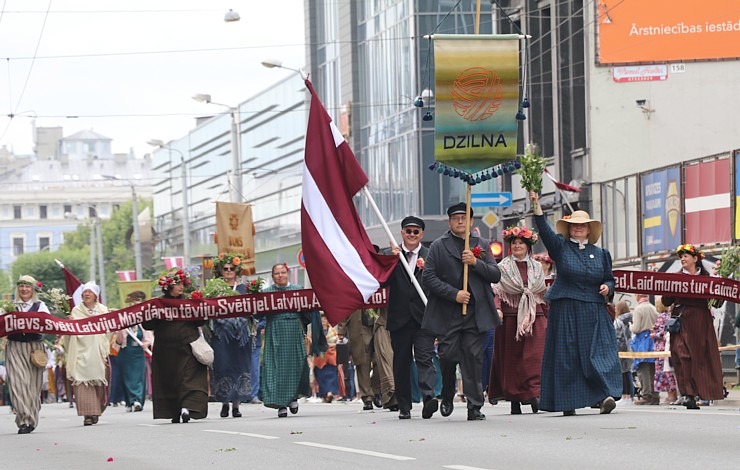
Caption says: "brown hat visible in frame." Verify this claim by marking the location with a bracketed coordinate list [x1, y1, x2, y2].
[555, 210, 602, 244]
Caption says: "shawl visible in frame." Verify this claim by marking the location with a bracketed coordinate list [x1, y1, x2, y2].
[63, 302, 111, 386]
[493, 255, 547, 340]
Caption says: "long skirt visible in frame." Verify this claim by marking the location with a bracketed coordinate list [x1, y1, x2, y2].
[118, 346, 147, 407]
[73, 361, 111, 417]
[488, 312, 547, 402]
[150, 341, 209, 420]
[670, 305, 724, 400]
[211, 336, 252, 404]
[260, 314, 310, 408]
[6, 340, 44, 428]
[539, 299, 622, 411]
[314, 364, 339, 397]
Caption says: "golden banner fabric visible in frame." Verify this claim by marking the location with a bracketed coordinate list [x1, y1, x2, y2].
[434, 34, 520, 172]
[215, 201, 256, 275]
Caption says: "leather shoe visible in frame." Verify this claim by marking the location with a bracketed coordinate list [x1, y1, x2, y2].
[181, 409, 191, 423]
[524, 397, 539, 414]
[220, 404, 229, 418]
[363, 401, 374, 411]
[563, 410, 576, 416]
[232, 407, 242, 418]
[422, 398, 438, 419]
[18, 424, 33, 434]
[600, 397, 616, 415]
[440, 399, 454, 417]
[510, 401, 522, 415]
[289, 401, 299, 414]
[398, 410, 411, 420]
[685, 397, 700, 410]
[373, 394, 382, 409]
[278, 407, 288, 418]
[467, 408, 486, 421]
[387, 405, 399, 412]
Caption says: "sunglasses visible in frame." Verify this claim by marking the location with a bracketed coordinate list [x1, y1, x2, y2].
[404, 229, 421, 235]
[222, 266, 237, 272]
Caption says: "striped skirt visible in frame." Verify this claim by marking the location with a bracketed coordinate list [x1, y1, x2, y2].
[74, 362, 110, 417]
[6, 340, 45, 428]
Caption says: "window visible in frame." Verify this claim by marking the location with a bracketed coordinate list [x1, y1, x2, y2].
[40, 205, 48, 219]
[39, 237, 50, 251]
[64, 204, 72, 215]
[89, 206, 97, 218]
[13, 205, 21, 219]
[13, 237, 24, 256]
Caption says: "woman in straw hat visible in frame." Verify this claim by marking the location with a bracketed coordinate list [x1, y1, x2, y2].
[530, 192, 621, 416]
[660, 244, 724, 409]
[487, 225, 548, 415]
[4, 275, 52, 434]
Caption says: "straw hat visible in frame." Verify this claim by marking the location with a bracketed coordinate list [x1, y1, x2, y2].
[555, 210, 602, 245]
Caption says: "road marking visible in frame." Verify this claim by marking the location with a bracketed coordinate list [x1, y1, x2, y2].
[294, 441, 415, 461]
[138, 424, 160, 427]
[203, 430, 279, 440]
[444, 466, 492, 470]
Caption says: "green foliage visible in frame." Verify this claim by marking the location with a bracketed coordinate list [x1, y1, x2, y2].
[0, 269, 13, 300]
[11, 249, 89, 291]
[517, 143, 547, 193]
[713, 245, 740, 279]
[199, 278, 240, 299]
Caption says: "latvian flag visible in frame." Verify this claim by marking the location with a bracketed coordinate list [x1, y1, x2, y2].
[116, 270, 137, 281]
[56, 259, 84, 307]
[163, 256, 184, 269]
[300, 80, 398, 325]
[544, 168, 581, 192]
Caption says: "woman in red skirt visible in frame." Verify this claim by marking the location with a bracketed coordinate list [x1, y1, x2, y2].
[661, 244, 724, 409]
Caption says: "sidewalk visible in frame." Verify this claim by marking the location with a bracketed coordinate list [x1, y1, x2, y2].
[715, 384, 740, 407]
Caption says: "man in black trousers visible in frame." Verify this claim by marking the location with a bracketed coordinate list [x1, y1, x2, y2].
[385, 216, 437, 420]
[422, 203, 501, 421]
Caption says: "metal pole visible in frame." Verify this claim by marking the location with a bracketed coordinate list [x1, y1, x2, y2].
[230, 106, 243, 202]
[90, 221, 96, 282]
[131, 186, 143, 279]
[181, 154, 191, 265]
[96, 218, 106, 303]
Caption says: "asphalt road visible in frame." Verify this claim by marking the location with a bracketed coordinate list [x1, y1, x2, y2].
[1, 399, 738, 470]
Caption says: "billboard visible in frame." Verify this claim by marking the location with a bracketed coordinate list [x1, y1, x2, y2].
[598, 0, 740, 64]
[735, 152, 740, 241]
[684, 159, 731, 246]
[641, 167, 681, 253]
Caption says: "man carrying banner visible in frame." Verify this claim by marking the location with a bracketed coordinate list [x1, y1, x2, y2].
[422, 203, 501, 421]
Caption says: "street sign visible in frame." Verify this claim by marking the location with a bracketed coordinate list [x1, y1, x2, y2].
[470, 192, 512, 207]
[481, 211, 499, 229]
[297, 249, 306, 268]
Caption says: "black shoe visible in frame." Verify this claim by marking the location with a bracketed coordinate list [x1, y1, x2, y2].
[373, 394, 382, 409]
[600, 397, 616, 415]
[422, 398, 439, 419]
[530, 397, 539, 414]
[171, 415, 180, 424]
[17, 424, 33, 434]
[363, 401, 374, 411]
[685, 397, 700, 410]
[387, 405, 399, 412]
[488, 397, 499, 406]
[563, 410, 576, 416]
[440, 399, 454, 417]
[510, 401, 522, 415]
[467, 408, 486, 421]
[278, 407, 288, 418]
[289, 401, 299, 414]
[220, 404, 229, 418]
[181, 410, 190, 423]
[232, 407, 242, 418]
[398, 410, 411, 420]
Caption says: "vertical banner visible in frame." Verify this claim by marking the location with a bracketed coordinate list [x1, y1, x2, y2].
[684, 159, 731, 246]
[640, 167, 681, 253]
[433, 34, 520, 172]
[215, 201, 256, 275]
[117, 280, 152, 308]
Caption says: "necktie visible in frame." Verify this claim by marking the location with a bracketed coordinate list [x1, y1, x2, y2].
[405, 251, 413, 263]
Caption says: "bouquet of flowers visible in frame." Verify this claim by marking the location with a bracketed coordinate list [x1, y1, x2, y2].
[709, 245, 740, 308]
[40, 288, 72, 318]
[0, 299, 16, 314]
[196, 278, 240, 299]
[518, 143, 547, 193]
[245, 277, 265, 294]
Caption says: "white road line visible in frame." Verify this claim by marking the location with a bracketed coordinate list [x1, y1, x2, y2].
[138, 424, 160, 427]
[294, 441, 415, 461]
[443, 465, 492, 470]
[203, 429, 279, 440]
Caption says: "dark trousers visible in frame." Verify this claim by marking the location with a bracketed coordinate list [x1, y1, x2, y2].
[438, 309, 486, 409]
[390, 319, 436, 413]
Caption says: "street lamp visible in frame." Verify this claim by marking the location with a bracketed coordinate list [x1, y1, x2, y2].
[192, 94, 243, 202]
[261, 59, 308, 80]
[103, 175, 143, 279]
[147, 140, 190, 266]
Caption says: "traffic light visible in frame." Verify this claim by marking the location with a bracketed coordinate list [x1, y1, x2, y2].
[490, 241, 504, 261]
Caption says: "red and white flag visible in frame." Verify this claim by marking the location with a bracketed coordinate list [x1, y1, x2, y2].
[300, 80, 398, 325]
[56, 259, 84, 307]
[116, 270, 137, 282]
[544, 168, 581, 192]
[163, 256, 184, 269]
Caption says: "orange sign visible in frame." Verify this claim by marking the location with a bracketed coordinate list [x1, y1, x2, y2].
[598, 0, 740, 64]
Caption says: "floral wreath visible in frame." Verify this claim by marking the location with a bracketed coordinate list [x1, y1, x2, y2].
[158, 268, 192, 291]
[213, 252, 244, 275]
[676, 244, 704, 259]
[502, 225, 539, 246]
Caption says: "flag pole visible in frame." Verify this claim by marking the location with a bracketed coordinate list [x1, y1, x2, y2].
[557, 188, 576, 213]
[462, 183, 472, 316]
[360, 186, 427, 305]
[55, 259, 65, 268]
[123, 328, 152, 357]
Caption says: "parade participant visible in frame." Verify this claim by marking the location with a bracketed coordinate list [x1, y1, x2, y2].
[142, 269, 208, 423]
[386, 216, 435, 419]
[652, 299, 679, 404]
[630, 295, 659, 405]
[422, 203, 501, 421]
[62, 282, 112, 426]
[613, 301, 634, 403]
[311, 314, 339, 402]
[260, 263, 311, 418]
[661, 244, 724, 409]
[114, 325, 151, 413]
[211, 253, 252, 418]
[488, 225, 548, 415]
[336, 309, 380, 411]
[533, 253, 555, 279]
[4, 275, 52, 434]
[530, 191, 621, 416]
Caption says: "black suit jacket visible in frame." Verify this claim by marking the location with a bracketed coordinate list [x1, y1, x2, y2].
[421, 232, 501, 336]
[384, 245, 429, 332]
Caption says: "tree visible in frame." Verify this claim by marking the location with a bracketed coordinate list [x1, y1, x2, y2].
[11, 249, 89, 291]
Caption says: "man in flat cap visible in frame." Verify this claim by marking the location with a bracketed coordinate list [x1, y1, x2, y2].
[421, 203, 501, 421]
[385, 216, 436, 419]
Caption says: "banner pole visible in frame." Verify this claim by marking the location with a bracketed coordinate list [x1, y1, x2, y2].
[462, 183, 472, 316]
[361, 186, 428, 305]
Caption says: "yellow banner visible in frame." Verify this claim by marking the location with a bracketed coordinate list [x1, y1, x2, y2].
[215, 202, 256, 275]
[434, 34, 520, 172]
[117, 280, 152, 308]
